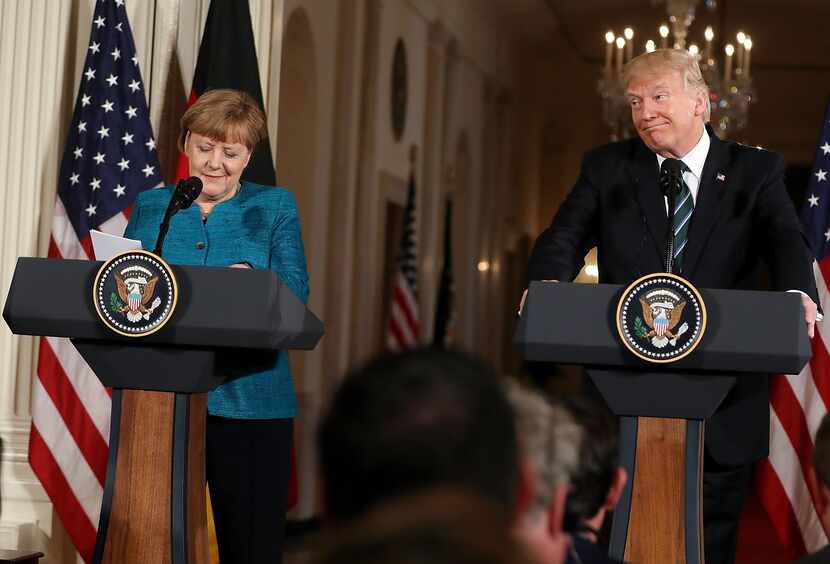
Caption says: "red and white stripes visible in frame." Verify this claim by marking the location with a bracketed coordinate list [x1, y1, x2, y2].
[387, 271, 419, 351]
[28, 210, 130, 562]
[760, 260, 830, 556]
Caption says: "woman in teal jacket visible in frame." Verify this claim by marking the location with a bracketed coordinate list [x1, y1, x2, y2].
[124, 89, 308, 564]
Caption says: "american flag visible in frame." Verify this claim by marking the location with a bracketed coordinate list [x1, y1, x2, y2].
[757, 101, 830, 558]
[29, 1, 162, 561]
[386, 168, 419, 351]
[433, 198, 456, 348]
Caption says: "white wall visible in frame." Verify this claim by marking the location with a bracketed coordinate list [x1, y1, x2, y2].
[349, 0, 430, 365]
[279, 0, 524, 517]
[277, 0, 339, 520]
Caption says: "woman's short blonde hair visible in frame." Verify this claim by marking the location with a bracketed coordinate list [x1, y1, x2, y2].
[178, 88, 267, 152]
[623, 49, 711, 122]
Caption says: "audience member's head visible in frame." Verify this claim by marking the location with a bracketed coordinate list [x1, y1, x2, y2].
[318, 348, 520, 523]
[560, 394, 626, 541]
[811, 412, 830, 534]
[506, 379, 582, 564]
[312, 488, 534, 564]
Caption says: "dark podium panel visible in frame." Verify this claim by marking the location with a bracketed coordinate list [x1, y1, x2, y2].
[515, 281, 809, 564]
[4, 257, 321, 350]
[3, 257, 324, 564]
[516, 281, 809, 374]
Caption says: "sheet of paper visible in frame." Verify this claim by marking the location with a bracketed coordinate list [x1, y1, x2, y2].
[90, 229, 142, 261]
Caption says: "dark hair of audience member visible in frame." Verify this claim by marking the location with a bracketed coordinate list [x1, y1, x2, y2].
[814, 412, 830, 488]
[312, 488, 533, 564]
[318, 348, 520, 522]
[560, 394, 620, 532]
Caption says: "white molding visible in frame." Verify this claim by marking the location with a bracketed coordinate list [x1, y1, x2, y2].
[0, 520, 25, 551]
[0, 519, 43, 553]
[1, 416, 49, 504]
[1, 415, 79, 562]
[1, 415, 32, 462]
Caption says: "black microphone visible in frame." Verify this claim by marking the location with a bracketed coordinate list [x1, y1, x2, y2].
[659, 159, 684, 273]
[169, 176, 203, 212]
[153, 176, 203, 256]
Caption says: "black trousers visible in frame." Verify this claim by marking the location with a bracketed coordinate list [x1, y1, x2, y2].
[703, 454, 752, 564]
[206, 416, 294, 564]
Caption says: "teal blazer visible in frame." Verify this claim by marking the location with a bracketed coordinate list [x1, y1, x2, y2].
[124, 181, 309, 419]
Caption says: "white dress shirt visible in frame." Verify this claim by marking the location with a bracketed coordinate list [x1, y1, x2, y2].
[656, 128, 709, 210]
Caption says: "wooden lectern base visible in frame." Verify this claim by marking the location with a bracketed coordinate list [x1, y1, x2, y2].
[93, 390, 209, 564]
[614, 417, 705, 564]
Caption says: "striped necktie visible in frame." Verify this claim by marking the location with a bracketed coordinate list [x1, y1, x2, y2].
[671, 162, 694, 272]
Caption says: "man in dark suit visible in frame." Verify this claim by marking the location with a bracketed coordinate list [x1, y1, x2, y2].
[526, 49, 819, 564]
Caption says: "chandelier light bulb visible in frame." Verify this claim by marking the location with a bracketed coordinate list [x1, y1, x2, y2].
[724, 43, 735, 81]
[623, 27, 634, 61]
[658, 24, 669, 49]
[743, 37, 753, 79]
[604, 31, 616, 77]
[736, 31, 746, 44]
[703, 26, 714, 61]
[689, 44, 699, 56]
[645, 40, 656, 53]
[614, 36, 626, 74]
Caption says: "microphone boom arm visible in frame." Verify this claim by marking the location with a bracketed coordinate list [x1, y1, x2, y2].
[152, 177, 203, 257]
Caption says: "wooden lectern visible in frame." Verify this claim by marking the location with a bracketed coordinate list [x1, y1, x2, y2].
[515, 281, 809, 564]
[3, 258, 323, 564]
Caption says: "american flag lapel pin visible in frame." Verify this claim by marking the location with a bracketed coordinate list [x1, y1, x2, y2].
[716, 173, 726, 182]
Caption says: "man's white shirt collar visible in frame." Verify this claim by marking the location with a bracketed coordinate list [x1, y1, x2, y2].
[656, 128, 710, 203]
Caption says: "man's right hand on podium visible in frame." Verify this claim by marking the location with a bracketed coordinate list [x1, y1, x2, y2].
[517, 281, 558, 316]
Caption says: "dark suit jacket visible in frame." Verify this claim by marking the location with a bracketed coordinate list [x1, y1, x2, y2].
[528, 128, 818, 466]
[565, 535, 624, 564]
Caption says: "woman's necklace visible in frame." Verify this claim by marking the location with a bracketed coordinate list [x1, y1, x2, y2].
[199, 183, 240, 222]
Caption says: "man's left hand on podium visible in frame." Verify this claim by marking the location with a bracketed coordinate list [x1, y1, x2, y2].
[800, 292, 819, 339]
[517, 280, 559, 317]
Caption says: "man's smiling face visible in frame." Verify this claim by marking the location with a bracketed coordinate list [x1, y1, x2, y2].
[626, 69, 707, 159]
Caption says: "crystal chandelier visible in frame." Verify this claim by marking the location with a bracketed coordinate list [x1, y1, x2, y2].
[598, 0, 755, 140]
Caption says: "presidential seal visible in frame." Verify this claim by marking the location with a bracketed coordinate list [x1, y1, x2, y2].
[615, 273, 706, 363]
[93, 250, 178, 337]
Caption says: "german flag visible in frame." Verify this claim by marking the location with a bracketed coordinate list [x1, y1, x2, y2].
[175, 0, 276, 186]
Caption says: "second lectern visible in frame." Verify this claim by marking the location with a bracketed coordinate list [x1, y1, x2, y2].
[515, 280, 809, 564]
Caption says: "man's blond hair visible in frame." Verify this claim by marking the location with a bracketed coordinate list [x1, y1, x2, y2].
[623, 48, 711, 122]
